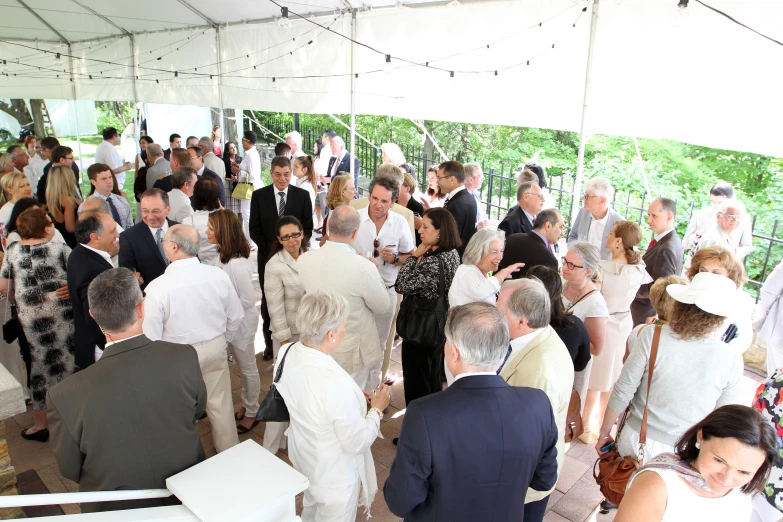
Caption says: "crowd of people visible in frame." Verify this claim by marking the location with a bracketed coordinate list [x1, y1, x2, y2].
[0, 124, 781, 522]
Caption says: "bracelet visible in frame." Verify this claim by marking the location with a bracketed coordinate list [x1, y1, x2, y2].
[368, 407, 383, 421]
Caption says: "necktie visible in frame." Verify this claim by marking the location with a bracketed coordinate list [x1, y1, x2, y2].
[156, 228, 169, 266]
[473, 192, 481, 221]
[647, 238, 657, 250]
[278, 191, 286, 217]
[105, 196, 122, 226]
[444, 196, 451, 209]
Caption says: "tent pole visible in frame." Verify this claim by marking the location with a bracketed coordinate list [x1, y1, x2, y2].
[130, 35, 140, 156]
[571, 0, 600, 222]
[349, 9, 357, 180]
[67, 44, 84, 180]
[215, 25, 226, 144]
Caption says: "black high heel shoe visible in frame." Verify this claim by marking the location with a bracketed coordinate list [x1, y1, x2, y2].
[599, 500, 617, 514]
[20, 428, 49, 443]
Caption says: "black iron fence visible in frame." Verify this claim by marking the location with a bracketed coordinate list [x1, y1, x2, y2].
[248, 113, 782, 299]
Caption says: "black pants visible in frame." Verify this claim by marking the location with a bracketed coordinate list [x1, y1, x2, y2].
[258, 267, 273, 353]
[523, 495, 549, 522]
[401, 339, 443, 406]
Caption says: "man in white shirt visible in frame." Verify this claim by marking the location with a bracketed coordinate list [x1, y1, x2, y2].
[567, 178, 623, 260]
[168, 168, 197, 223]
[143, 224, 244, 453]
[496, 279, 573, 521]
[27, 144, 47, 195]
[464, 162, 487, 229]
[683, 181, 752, 259]
[198, 136, 226, 179]
[355, 176, 414, 383]
[694, 198, 747, 259]
[316, 130, 335, 178]
[231, 130, 263, 247]
[285, 130, 306, 167]
[79, 163, 133, 230]
[94, 127, 132, 189]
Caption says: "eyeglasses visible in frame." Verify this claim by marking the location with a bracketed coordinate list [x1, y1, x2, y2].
[64, 156, 74, 160]
[278, 232, 303, 241]
[141, 208, 166, 215]
[523, 192, 545, 201]
[373, 238, 380, 258]
[722, 214, 742, 221]
[582, 193, 599, 200]
[436, 174, 451, 180]
[563, 260, 584, 270]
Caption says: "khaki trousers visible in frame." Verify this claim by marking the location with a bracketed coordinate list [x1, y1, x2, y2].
[192, 334, 239, 453]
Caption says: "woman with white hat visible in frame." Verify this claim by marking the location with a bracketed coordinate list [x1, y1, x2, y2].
[595, 272, 746, 467]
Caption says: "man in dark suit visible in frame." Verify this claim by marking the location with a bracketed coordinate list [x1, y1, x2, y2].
[384, 302, 559, 522]
[68, 212, 118, 370]
[119, 188, 176, 291]
[250, 156, 314, 358]
[631, 197, 684, 325]
[48, 268, 206, 513]
[38, 145, 82, 206]
[163, 133, 181, 161]
[187, 145, 226, 207]
[436, 160, 477, 255]
[498, 181, 544, 237]
[498, 208, 563, 279]
[325, 135, 361, 196]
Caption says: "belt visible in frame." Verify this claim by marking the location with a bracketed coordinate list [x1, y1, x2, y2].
[611, 310, 630, 317]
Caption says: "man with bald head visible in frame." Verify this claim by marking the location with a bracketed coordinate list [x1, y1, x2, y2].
[142, 224, 244, 453]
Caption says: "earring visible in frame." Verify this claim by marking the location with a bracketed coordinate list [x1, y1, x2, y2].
[331, 339, 336, 343]
[695, 441, 701, 449]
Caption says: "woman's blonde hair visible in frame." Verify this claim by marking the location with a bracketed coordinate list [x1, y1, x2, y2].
[46, 165, 79, 222]
[0, 172, 28, 206]
[402, 172, 417, 193]
[0, 153, 13, 174]
[612, 220, 643, 264]
[649, 275, 688, 321]
[687, 245, 747, 289]
[326, 174, 351, 210]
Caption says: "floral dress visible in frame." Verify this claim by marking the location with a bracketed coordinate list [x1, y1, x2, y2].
[753, 369, 783, 514]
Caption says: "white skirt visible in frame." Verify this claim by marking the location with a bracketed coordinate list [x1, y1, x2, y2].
[617, 421, 673, 465]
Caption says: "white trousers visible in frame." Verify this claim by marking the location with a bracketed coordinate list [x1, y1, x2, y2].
[192, 334, 239, 453]
[376, 288, 401, 381]
[301, 481, 360, 522]
[263, 336, 298, 453]
[227, 339, 261, 418]
[240, 199, 255, 247]
[767, 342, 783, 379]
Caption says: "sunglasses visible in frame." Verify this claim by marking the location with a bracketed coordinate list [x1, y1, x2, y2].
[373, 238, 380, 258]
[279, 232, 303, 241]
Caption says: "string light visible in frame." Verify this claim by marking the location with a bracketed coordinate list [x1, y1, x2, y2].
[53, 52, 62, 66]
[278, 7, 292, 32]
[0, 60, 6, 74]
[383, 54, 392, 74]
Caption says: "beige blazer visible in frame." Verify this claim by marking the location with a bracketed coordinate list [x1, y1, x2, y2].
[203, 152, 226, 181]
[500, 326, 574, 503]
[350, 198, 416, 239]
[264, 249, 305, 343]
[297, 242, 391, 377]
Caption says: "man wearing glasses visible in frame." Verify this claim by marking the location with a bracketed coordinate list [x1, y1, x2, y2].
[498, 181, 544, 237]
[691, 199, 747, 260]
[38, 145, 83, 206]
[567, 178, 623, 260]
[437, 160, 477, 256]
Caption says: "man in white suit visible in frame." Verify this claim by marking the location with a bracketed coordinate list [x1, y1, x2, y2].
[297, 205, 391, 391]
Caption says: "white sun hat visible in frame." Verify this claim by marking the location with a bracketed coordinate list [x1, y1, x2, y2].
[665, 271, 737, 317]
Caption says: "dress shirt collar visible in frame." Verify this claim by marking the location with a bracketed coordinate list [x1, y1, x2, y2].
[532, 229, 549, 248]
[522, 208, 536, 225]
[656, 228, 673, 240]
[454, 371, 497, 382]
[105, 333, 143, 349]
[82, 244, 113, 265]
[592, 212, 609, 225]
[325, 240, 356, 253]
[509, 328, 545, 360]
[148, 220, 169, 239]
[447, 185, 466, 199]
[274, 185, 289, 197]
[166, 257, 200, 272]
[197, 165, 205, 177]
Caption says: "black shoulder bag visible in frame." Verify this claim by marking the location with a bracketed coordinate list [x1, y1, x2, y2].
[396, 256, 449, 347]
[255, 342, 294, 422]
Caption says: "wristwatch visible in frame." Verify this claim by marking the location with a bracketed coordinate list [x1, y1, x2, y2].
[368, 407, 384, 421]
[393, 254, 399, 265]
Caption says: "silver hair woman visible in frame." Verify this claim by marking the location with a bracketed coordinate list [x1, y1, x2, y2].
[274, 288, 390, 521]
[381, 143, 406, 166]
[448, 228, 524, 308]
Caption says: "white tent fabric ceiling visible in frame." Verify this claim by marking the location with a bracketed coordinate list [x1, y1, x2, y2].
[0, 0, 781, 157]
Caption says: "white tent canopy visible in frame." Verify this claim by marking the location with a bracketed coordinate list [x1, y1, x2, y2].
[0, 0, 781, 157]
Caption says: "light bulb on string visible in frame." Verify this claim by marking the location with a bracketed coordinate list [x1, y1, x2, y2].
[277, 7, 292, 32]
[173, 71, 181, 86]
[0, 60, 6, 74]
[672, 0, 690, 27]
[383, 54, 392, 74]
[53, 52, 62, 66]
[271, 77, 277, 90]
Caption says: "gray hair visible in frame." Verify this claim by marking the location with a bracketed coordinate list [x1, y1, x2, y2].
[380, 143, 406, 165]
[516, 181, 538, 202]
[326, 205, 360, 238]
[462, 228, 506, 266]
[533, 208, 561, 230]
[375, 163, 404, 185]
[464, 162, 482, 178]
[717, 198, 745, 216]
[653, 197, 677, 218]
[146, 143, 163, 158]
[75, 212, 108, 245]
[81, 195, 111, 214]
[501, 278, 551, 329]
[567, 240, 601, 279]
[168, 224, 200, 257]
[296, 289, 349, 346]
[517, 169, 538, 187]
[369, 175, 400, 203]
[172, 167, 197, 190]
[445, 302, 510, 368]
[0, 153, 12, 173]
[331, 136, 345, 149]
[88, 268, 143, 332]
[285, 130, 303, 147]
[584, 178, 615, 202]
[198, 137, 212, 151]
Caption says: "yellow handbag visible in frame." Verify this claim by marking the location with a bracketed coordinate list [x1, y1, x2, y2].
[231, 174, 255, 200]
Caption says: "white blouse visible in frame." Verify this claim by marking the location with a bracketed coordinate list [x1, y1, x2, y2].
[448, 264, 501, 307]
[219, 256, 260, 348]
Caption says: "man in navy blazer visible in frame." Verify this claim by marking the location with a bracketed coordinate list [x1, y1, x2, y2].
[384, 302, 559, 522]
[119, 189, 177, 291]
[437, 161, 477, 256]
[325, 136, 361, 196]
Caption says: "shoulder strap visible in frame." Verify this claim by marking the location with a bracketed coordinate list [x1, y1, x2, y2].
[565, 288, 598, 312]
[639, 325, 662, 447]
[273, 342, 295, 384]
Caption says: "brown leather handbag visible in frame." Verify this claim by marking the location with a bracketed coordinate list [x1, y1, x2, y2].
[593, 325, 661, 506]
[564, 388, 583, 443]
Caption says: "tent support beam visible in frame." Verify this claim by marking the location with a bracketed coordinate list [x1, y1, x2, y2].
[130, 35, 140, 156]
[16, 0, 69, 44]
[215, 26, 226, 146]
[349, 9, 356, 180]
[67, 44, 83, 185]
[70, 0, 131, 35]
[176, 0, 217, 26]
[572, 0, 600, 221]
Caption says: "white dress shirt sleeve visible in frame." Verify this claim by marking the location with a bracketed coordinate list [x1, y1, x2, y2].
[142, 288, 165, 341]
[328, 378, 381, 456]
[223, 279, 246, 337]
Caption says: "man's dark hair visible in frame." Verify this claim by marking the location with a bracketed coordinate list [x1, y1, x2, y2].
[270, 155, 291, 171]
[141, 187, 170, 207]
[399, 163, 415, 176]
[169, 133, 181, 144]
[323, 129, 337, 139]
[102, 127, 118, 140]
[40, 137, 59, 151]
[187, 145, 203, 159]
[6, 145, 22, 155]
[75, 213, 106, 244]
[274, 143, 291, 156]
[533, 208, 560, 230]
[186, 135, 198, 144]
[369, 176, 400, 202]
[710, 181, 735, 199]
[172, 167, 197, 190]
[243, 130, 257, 144]
[656, 197, 677, 218]
[87, 163, 111, 182]
[439, 161, 466, 183]
[51, 146, 73, 164]
[524, 161, 547, 189]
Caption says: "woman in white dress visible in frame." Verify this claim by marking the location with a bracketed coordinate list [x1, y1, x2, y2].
[421, 166, 446, 209]
[293, 155, 317, 227]
[617, 405, 776, 522]
[262, 216, 308, 453]
[276, 289, 390, 522]
[583, 221, 652, 432]
[0, 173, 32, 243]
[206, 209, 261, 435]
[561, 241, 609, 434]
[190, 178, 222, 266]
